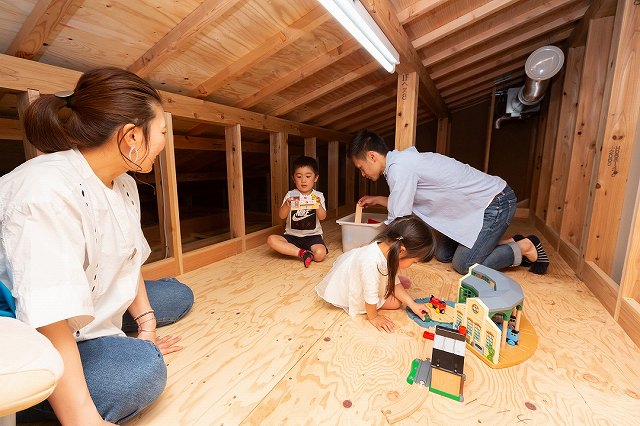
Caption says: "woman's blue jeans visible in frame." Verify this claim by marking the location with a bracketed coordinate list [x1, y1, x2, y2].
[434, 185, 518, 274]
[18, 278, 194, 424]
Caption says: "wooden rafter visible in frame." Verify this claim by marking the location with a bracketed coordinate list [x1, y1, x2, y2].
[266, 61, 380, 117]
[232, 39, 361, 110]
[566, 0, 618, 47]
[412, 0, 519, 51]
[429, 5, 587, 79]
[362, 0, 448, 117]
[5, 0, 74, 60]
[441, 66, 524, 99]
[191, 6, 331, 99]
[423, 0, 577, 67]
[311, 89, 395, 127]
[436, 29, 572, 89]
[292, 74, 396, 123]
[337, 103, 396, 131]
[396, 0, 449, 25]
[128, 0, 242, 77]
[445, 72, 524, 105]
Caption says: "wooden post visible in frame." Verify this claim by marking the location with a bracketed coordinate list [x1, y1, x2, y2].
[16, 89, 42, 159]
[345, 151, 355, 209]
[395, 72, 419, 150]
[328, 140, 339, 217]
[436, 117, 450, 155]
[545, 46, 585, 234]
[270, 132, 287, 226]
[304, 136, 316, 159]
[225, 124, 246, 249]
[483, 88, 496, 173]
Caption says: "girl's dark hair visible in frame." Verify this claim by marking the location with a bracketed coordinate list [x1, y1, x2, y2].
[23, 67, 162, 162]
[375, 215, 435, 298]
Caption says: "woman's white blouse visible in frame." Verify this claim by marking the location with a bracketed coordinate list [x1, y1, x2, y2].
[0, 149, 151, 341]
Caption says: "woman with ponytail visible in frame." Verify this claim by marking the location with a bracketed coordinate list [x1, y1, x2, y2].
[0, 68, 193, 424]
[315, 215, 435, 333]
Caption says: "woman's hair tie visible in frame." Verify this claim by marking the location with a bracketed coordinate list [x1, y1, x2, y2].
[54, 90, 74, 108]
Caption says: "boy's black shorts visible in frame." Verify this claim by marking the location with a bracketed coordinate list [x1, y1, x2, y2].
[284, 234, 328, 252]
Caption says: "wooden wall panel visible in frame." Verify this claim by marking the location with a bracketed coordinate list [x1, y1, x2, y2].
[585, 0, 640, 274]
[270, 132, 287, 226]
[16, 89, 42, 159]
[560, 17, 615, 250]
[436, 116, 450, 155]
[304, 136, 316, 159]
[545, 46, 585, 233]
[328, 141, 339, 214]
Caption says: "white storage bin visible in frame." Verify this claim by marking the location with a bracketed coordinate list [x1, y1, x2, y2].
[336, 212, 388, 252]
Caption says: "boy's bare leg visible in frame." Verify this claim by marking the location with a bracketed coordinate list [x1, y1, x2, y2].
[309, 243, 327, 262]
[267, 235, 302, 257]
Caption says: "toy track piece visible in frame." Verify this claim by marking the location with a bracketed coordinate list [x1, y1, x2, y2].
[381, 384, 429, 424]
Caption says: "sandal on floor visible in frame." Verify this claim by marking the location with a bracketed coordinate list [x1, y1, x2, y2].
[526, 234, 549, 275]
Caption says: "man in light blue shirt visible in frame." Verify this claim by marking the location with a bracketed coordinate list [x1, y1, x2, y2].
[349, 130, 549, 275]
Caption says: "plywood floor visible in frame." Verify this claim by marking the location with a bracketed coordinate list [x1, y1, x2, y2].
[128, 219, 640, 425]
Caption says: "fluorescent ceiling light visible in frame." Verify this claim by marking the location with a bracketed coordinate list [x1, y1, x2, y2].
[318, 0, 400, 73]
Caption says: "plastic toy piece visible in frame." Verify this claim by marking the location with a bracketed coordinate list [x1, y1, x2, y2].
[429, 295, 446, 313]
[290, 193, 320, 210]
[406, 359, 431, 386]
[429, 325, 466, 402]
[423, 331, 435, 340]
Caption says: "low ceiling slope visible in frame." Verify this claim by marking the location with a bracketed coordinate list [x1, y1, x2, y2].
[0, 0, 616, 137]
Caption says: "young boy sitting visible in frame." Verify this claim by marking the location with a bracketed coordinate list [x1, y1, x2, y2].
[267, 156, 328, 267]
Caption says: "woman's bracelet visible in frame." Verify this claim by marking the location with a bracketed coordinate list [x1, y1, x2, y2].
[133, 309, 155, 322]
[137, 317, 156, 326]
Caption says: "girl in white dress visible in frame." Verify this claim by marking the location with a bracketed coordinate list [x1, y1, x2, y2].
[316, 215, 435, 332]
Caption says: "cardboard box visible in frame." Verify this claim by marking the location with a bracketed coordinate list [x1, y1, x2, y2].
[336, 212, 388, 252]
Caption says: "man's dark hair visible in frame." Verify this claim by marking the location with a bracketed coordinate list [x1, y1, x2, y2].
[348, 130, 390, 159]
[292, 155, 319, 175]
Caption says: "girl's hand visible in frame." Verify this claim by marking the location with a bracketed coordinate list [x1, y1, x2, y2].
[138, 330, 184, 355]
[410, 303, 430, 321]
[369, 315, 396, 333]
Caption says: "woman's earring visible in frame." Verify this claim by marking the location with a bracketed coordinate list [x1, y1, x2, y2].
[128, 146, 139, 163]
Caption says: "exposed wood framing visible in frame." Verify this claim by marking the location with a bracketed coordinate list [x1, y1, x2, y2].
[436, 117, 450, 155]
[0, 54, 351, 143]
[395, 72, 418, 150]
[328, 141, 339, 215]
[545, 46, 585, 233]
[396, 0, 448, 25]
[412, 0, 518, 51]
[173, 135, 268, 153]
[16, 89, 42, 159]
[5, 0, 74, 60]
[128, 0, 242, 77]
[345, 153, 355, 208]
[304, 137, 316, 159]
[270, 132, 287, 226]
[0, 118, 23, 141]
[225, 124, 246, 249]
[566, 0, 618, 47]
[560, 17, 614, 251]
[362, 0, 448, 118]
[192, 6, 331, 98]
[585, 0, 640, 275]
[483, 88, 496, 173]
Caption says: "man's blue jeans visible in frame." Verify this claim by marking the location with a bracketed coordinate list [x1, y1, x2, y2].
[434, 185, 519, 274]
[18, 278, 194, 424]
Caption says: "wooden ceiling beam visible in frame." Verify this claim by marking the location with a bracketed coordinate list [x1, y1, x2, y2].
[443, 70, 525, 101]
[292, 74, 396, 123]
[173, 135, 268, 153]
[362, 0, 448, 117]
[412, 0, 519, 51]
[233, 39, 361, 110]
[424, 0, 577, 67]
[336, 103, 396, 131]
[565, 0, 618, 47]
[311, 89, 395, 127]
[266, 61, 380, 117]
[0, 118, 22, 140]
[445, 75, 524, 106]
[396, 0, 449, 25]
[429, 5, 587, 79]
[128, 0, 242, 78]
[5, 0, 74, 60]
[191, 6, 331, 99]
[436, 28, 572, 90]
